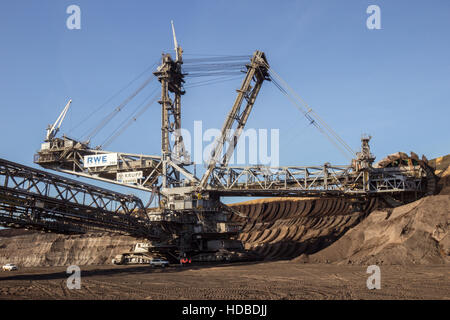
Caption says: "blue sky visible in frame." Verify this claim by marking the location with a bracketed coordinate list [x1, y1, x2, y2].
[1, 0, 449, 200]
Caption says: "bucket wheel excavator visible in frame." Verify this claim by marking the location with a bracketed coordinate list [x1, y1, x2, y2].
[29, 22, 437, 262]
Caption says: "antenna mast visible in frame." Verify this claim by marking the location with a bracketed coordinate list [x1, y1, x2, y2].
[171, 20, 182, 62]
[154, 21, 187, 190]
[46, 99, 72, 141]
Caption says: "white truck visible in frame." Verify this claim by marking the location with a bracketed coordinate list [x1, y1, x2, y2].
[2, 263, 18, 271]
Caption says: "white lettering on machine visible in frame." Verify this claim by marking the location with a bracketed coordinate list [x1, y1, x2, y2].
[117, 171, 143, 183]
[83, 153, 118, 168]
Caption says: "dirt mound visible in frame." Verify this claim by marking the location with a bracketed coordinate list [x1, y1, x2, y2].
[429, 154, 450, 173]
[437, 164, 450, 195]
[295, 194, 450, 265]
[0, 231, 138, 267]
[426, 153, 450, 195]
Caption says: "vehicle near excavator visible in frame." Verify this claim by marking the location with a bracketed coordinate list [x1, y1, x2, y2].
[150, 258, 169, 268]
[112, 242, 154, 265]
[2, 263, 18, 271]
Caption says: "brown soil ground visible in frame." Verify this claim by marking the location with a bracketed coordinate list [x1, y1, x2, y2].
[0, 262, 448, 300]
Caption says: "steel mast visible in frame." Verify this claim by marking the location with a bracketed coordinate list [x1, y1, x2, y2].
[154, 21, 188, 190]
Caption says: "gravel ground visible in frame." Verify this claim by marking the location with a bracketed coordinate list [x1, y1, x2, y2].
[0, 261, 448, 300]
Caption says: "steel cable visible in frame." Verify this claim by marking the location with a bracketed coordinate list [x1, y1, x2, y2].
[263, 62, 355, 159]
[69, 61, 158, 138]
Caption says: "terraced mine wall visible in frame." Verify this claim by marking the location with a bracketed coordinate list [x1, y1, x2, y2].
[0, 230, 138, 267]
[228, 197, 377, 260]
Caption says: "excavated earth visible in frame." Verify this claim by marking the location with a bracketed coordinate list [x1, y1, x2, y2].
[0, 230, 139, 267]
[295, 194, 449, 265]
[0, 156, 448, 299]
[228, 197, 376, 260]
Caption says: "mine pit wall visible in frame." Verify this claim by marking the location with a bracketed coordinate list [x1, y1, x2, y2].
[0, 231, 139, 267]
[227, 197, 377, 261]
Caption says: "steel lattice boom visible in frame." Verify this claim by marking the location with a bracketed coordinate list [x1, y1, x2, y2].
[207, 163, 426, 197]
[0, 158, 158, 238]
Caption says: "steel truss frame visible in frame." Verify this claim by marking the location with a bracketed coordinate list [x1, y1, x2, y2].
[0, 158, 158, 237]
[200, 51, 270, 189]
[208, 164, 425, 196]
[34, 137, 162, 191]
